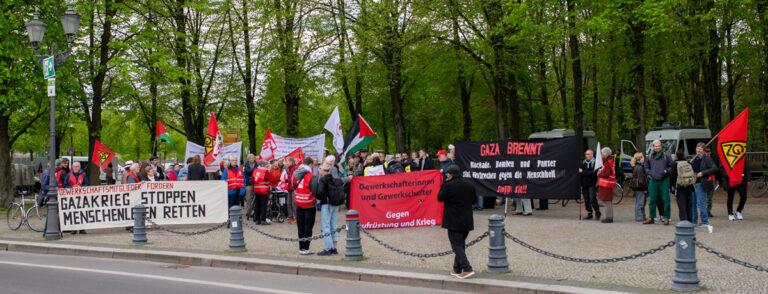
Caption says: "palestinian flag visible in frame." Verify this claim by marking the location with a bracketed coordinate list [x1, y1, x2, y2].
[340, 114, 377, 164]
[156, 120, 173, 144]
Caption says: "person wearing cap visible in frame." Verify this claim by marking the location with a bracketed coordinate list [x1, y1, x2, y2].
[437, 165, 476, 279]
[437, 150, 454, 174]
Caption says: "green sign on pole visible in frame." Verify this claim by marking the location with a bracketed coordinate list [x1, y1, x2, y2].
[43, 56, 55, 79]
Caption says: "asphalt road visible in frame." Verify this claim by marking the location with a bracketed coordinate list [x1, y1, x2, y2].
[0, 251, 468, 294]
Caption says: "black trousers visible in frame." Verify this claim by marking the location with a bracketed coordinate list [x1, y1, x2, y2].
[254, 194, 268, 222]
[582, 186, 599, 214]
[448, 230, 472, 273]
[727, 184, 747, 214]
[296, 207, 317, 250]
[675, 186, 694, 222]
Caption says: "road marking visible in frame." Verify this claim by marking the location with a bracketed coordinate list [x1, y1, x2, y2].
[0, 260, 308, 294]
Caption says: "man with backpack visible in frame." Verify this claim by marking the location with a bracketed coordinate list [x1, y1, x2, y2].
[643, 140, 674, 225]
[670, 149, 696, 223]
[316, 156, 348, 256]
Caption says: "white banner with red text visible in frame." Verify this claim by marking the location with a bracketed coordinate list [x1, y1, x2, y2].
[58, 181, 228, 231]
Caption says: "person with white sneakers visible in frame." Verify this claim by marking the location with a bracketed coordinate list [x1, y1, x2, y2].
[723, 161, 749, 222]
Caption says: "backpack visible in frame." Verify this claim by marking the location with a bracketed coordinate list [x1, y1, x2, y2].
[676, 161, 696, 187]
[327, 177, 346, 206]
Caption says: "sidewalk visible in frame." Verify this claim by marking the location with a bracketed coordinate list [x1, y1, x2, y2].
[1, 193, 767, 293]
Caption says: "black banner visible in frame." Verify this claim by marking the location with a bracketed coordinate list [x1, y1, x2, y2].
[454, 136, 580, 199]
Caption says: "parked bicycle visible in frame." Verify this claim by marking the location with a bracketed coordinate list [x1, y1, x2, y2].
[747, 173, 767, 198]
[6, 187, 47, 232]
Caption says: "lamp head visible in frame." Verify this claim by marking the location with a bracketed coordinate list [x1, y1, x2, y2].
[25, 11, 46, 51]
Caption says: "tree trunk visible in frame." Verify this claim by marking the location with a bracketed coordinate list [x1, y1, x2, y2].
[538, 47, 553, 130]
[653, 73, 667, 125]
[702, 1, 722, 134]
[174, 0, 203, 145]
[554, 43, 569, 127]
[629, 12, 646, 148]
[758, 0, 768, 146]
[566, 0, 584, 146]
[452, 7, 473, 140]
[591, 63, 598, 131]
[384, 47, 406, 152]
[0, 115, 12, 206]
[241, 1, 258, 154]
[484, 0, 509, 139]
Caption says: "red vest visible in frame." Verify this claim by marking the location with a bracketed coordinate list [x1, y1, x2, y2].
[67, 172, 85, 187]
[294, 173, 316, 208]
[126, 172, 140, 183]
[226, 167, 244, 190]
[597, 159, 617, 188]
[252, 167, 270, 195]
[55, 169, 66, 188]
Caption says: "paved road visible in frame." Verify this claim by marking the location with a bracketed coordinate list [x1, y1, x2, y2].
[0, 251, 468, 294]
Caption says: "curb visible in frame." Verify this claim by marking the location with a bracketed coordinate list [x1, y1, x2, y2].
[0, 239, 627, 294]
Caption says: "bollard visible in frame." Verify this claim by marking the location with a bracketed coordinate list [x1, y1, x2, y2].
[132, 204, 147, 245]
[487, 214, 509, 273]
[672, 221, 699, 292]
[344, 210, 364, 261]
[228, 205, 246, 252]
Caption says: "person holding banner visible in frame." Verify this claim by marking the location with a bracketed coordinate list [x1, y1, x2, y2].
[126, 163, 141, 183]
[221, 155, 245, 209]
[580, 150, 600, 220]
[724, 162, 749, 222]
[55, 158, 70, 188]
[438, 165, 476, 279]
[691, 143, 717, 229]
[596, 147, 616, 223]
[64, 162, 89, 188]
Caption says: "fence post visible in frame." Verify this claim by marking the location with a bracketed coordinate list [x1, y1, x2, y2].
[229, 205, 246, 252]
[345, 210, 364, 261]
[487, 214, 509, 273]
[672, 221, 699, 292]
[132, 204, 147, 245]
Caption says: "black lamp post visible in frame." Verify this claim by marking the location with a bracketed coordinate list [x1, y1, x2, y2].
[25, 4, 81, 240]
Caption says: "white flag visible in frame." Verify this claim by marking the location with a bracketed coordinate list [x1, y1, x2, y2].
[594, 142, 603, 171]
[324, 106, 344, 155]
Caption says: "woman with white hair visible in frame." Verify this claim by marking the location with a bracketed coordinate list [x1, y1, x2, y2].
[596, 147, 616, 223]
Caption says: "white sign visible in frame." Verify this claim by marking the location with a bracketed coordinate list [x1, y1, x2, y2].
[272, 133, 325, 161]
[47, 78, 55, 97]
[43, 56, 55, 79]
[58, 181, 229, 231]
[365, 165, 386, 176]
[185, 141, 242, 172]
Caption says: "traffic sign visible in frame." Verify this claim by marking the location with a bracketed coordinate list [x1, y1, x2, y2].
[43, 56, 55, 79]
[47, 78, 55, 97]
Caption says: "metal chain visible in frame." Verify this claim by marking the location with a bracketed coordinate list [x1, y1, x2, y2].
[145, 218, 228, 236]
[695, 241, 768, 273]
[244, 221, 346, 242]
[359, 228, 489, 258]
[503, 231, 674, 263]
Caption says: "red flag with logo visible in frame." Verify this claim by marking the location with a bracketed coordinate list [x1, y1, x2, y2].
[91, 140, 116, 170]
[260, 128, 277, 160]
[716, 108, 749, 187]
[285, 147, 304, 164]
[204, 112, 222, 166]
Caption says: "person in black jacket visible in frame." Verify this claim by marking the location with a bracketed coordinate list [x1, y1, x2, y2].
[579, 149, 600, 220]
[187, 155, 207, 181]
[416, 148, 434, 171]
[437, 165, 475, 279]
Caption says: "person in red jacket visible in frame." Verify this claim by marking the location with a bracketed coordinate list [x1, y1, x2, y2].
[284, 157, 299, 224]
[252, 160, 271, 225]
[596, 147, 616, 223]
[292, 157, 317, 255]
[55, 158, 70, 188]
[64, 162, 89, 188]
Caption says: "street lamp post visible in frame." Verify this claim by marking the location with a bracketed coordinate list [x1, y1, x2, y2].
[25, 5, 81, 240]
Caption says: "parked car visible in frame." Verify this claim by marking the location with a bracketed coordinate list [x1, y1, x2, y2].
[644, 123, 712, 159]
[528, 129, 597, 152]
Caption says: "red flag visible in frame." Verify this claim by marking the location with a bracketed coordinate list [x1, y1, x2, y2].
[91, 140, 116, 171]
[260, 128, 277, 160]
[204, 112, 222, 165]
[716, 108, 749, 187]
[285, 147, 305, 164]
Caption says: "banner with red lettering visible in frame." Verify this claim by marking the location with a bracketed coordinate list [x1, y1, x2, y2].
[350, 170, 443, 230]
[454, 136, 580, 199]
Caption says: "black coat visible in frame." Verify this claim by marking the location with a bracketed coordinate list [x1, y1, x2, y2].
[437, 177, 475, 232]
[154, 165, 165, 180]
[580, 159, 598, 187]
[416, 157, 434, 171]
[187, 163, 207, 181]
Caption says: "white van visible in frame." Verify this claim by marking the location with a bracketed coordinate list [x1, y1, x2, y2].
[644, 123, 712, 159]
[528, 129, 597, 152]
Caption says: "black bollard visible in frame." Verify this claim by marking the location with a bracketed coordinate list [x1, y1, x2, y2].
[229, 205, 246, 252]
[132, 204, 147, 245]
[344, 210, 364, 261]
[672, 221, 699, 292]
[487, 214, 509, 273]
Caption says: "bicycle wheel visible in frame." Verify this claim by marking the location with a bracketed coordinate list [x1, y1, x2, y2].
[750, 176, 768, 198]
[6, 204, 23, 231]
[26, 205, 47, 232]
[548, 199, 561, 205]
[561, 199, 569, 207]
[613, 184, 624, 205]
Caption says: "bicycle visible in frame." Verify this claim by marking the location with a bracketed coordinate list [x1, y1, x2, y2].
[747, 174, 768, 198]
[6, 187, 47, 232]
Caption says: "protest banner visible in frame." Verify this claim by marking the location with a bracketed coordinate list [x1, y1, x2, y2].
[454, 136, 580, 199]
[350, 170, 443, 230]
[58, 181, 228, 231]
[271, 133, 325, 160]
[185, 141, 242, 172]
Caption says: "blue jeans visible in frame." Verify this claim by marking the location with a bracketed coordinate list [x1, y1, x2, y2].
[320, 204, 339, 250]
[692, 183, 709, 225]
[634, 190, 646, 221]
